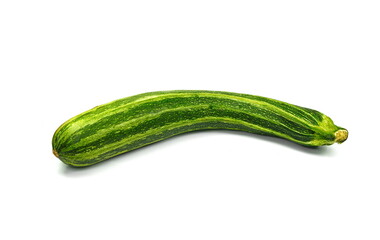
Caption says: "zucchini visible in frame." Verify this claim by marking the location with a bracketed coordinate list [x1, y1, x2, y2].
[52, 90, 348, 167]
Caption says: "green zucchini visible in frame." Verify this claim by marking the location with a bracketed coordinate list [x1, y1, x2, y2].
[52, 90, 348, 167]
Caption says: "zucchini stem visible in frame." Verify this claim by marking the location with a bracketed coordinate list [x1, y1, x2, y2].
[334, 129, 348, 144]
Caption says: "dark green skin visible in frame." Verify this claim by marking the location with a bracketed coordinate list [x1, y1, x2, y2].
[52, 90, 347, 167]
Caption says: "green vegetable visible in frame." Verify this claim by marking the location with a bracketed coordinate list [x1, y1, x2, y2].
[52, 90, 348, 167]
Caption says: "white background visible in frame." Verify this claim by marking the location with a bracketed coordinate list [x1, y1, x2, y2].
[1, 1, 379, 239]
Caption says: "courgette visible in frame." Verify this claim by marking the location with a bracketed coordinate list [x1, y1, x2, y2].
[52, 90, 348, 167]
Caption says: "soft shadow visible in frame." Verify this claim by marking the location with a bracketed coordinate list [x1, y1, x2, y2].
[59, 146, 146, 177]
[59, 133, 186, 176]
[216, 130, 335, 156]
[59, 129, 335, 176]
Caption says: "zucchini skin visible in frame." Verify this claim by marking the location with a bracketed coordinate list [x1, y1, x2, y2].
[52, 90, 348, 167]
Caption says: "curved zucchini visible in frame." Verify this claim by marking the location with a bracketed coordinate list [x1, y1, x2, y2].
[52, 90, 348, 167]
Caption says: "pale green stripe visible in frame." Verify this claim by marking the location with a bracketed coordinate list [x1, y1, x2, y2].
[69, 100, 314, 150]
[69, 104, 209, 148]
[71, 115, 308, 161]
[56, 91, 321, 146]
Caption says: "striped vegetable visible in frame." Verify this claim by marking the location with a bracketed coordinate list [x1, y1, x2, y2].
[52, 90, 348, 167]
